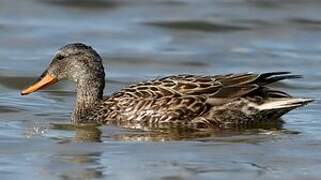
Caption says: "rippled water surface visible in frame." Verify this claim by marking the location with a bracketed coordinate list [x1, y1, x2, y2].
[1, 0, 321, 179]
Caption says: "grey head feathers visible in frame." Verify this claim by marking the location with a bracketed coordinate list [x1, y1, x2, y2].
[57, 43, 101, 62]
[48, 43, 105, 83]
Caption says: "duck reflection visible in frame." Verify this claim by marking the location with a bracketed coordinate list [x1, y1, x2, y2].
[47, 123, 106, 179]
[74, 125, 102, 142]
[50, 120, 287, 142]
[105, 121, 284, 141]
[50, 123, 102, 142]
[57, 152, 105, 179]
[44, 121, 289, 179]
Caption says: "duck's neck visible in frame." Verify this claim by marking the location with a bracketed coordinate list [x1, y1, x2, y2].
[72, 77, 105, 123]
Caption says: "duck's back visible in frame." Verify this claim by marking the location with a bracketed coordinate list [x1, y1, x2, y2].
[92, 72, 312, 128]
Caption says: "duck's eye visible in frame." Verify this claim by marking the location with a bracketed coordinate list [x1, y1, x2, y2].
[56, 55, 65, 60]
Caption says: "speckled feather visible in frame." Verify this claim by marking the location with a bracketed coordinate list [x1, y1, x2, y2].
[84, 72, 308, 128]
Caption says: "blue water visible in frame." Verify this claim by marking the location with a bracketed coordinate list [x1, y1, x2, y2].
[0, 0, 320, 179]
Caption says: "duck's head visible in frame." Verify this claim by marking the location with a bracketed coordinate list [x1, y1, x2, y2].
[21, 43, 105, 95]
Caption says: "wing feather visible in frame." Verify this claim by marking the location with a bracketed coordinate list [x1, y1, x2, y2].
[111, 72, 300, 102]
[102, 72, 302, 124]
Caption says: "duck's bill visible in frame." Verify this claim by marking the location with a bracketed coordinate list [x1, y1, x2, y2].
[21, 74, 57, 95]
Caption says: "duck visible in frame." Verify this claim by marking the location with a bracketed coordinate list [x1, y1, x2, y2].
[21, 43, 313, 129]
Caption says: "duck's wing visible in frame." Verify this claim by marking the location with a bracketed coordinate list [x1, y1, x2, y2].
[111, 72, 299, 100]
[101, 72, 302, 125]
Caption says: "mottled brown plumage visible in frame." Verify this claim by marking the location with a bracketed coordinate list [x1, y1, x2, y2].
[21, 43, 313, 129]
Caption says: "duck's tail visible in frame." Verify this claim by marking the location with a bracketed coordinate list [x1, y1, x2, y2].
[257, 98, 313, 120]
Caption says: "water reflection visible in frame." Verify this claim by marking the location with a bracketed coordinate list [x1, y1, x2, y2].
[51, 152, 105, 179]
[108, 126, 290, 142]
[74, 125, 102, 142]
[45, 124, 106, 179]
[43, 122, 293, 180]
[50, 123, 102, 142]
[49, 120, 289, 142]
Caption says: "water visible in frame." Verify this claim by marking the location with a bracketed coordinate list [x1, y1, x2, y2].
[0, 0, 321, 179]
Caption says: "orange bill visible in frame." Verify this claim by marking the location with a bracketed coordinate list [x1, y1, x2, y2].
[21, 74, 57, 95]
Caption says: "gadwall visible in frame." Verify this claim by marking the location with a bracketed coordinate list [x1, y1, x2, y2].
[21, 43, 313, 128]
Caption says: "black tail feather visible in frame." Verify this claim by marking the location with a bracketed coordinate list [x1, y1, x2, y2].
[257, 72, 302, 85]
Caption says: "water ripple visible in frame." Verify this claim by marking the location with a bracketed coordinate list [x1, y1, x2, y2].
[145, 20, 251, 32]
[41, 0, 122, 10]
